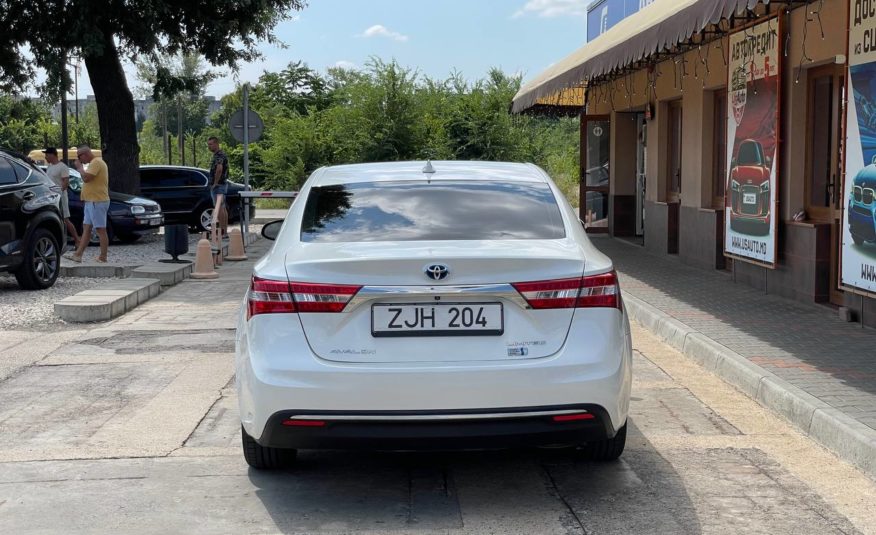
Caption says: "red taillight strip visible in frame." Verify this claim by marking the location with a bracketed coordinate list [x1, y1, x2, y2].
[511, 277, 582, 309]
[247, 278, 363, 319]
[512, 271, 620, 310]
[290, 283, 362, 313]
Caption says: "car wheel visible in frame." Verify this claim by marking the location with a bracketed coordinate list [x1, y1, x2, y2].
[580, 422, 627, 461]
[241, 426, 296, 470]
[116, 233, 141, 244]
[852, 233, 866, 246]
[88, 223, 114, 245]
[14, 228, 61, 290]
[198, 207, 213, 233]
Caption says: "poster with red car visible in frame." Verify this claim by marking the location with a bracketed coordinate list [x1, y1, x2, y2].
[842, 2, 876, 294]
[725, 19, 780, 266]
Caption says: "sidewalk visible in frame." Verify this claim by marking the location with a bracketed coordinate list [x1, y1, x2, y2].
[593, 236, 876, 478]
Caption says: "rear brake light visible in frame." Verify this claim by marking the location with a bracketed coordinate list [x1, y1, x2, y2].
[247, 277, 295, 319]
[512, 271, 620, 310]
[246, 278, 362, 318]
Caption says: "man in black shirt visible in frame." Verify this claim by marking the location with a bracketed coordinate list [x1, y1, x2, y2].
[207, 136, 229, 246]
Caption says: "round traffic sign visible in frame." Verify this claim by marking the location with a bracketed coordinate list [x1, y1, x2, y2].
[229, 109, 264, 143]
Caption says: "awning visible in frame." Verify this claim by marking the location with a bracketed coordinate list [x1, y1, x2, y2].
[511, 0, 764, 113]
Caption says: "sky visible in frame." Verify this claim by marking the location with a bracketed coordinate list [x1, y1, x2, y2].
[63, 0, 591, 101]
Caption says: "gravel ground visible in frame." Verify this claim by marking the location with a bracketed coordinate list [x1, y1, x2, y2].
[2, 225, 263, 332]
[68, 224, 263, 266]
[0, 275, 119, 331]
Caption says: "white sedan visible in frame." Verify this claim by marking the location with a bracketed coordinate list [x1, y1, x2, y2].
[236, 161, 632, 469]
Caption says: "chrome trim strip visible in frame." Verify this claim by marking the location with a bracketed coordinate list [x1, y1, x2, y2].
[347, 283, 530, 310]
[286, 409, 589, 421]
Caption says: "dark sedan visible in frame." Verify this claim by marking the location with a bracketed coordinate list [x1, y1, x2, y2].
[67, 169, 163, 243]
[139, 165, 255, 232]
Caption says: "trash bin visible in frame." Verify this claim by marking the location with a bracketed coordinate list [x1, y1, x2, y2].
[159, 224, 191, 264]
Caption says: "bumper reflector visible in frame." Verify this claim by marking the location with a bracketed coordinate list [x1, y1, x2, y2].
[282, 419, 327, 427]
[552, 413, 595, 422]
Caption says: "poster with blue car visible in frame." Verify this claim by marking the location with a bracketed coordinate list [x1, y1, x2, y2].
[843, 6, 876, 294]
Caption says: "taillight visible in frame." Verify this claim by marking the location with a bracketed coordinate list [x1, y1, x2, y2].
[512, 271, 620, 310]
[246, 277, 363, 319]
[290, 282, 362, 313]
[247, 277, 295, 319]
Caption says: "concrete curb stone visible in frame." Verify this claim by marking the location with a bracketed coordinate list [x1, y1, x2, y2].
[623, 291, 876, 480]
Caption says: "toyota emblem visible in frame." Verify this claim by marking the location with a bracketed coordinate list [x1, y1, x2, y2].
[425, 264, 450, 281]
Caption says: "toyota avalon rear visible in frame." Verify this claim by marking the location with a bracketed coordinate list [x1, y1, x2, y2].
[235, 161, 632, 469]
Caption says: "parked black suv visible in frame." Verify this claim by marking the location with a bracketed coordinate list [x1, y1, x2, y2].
[139, 166, 255, 232]
[0, 150, 65, 289]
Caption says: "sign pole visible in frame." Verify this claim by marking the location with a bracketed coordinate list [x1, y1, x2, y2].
[243, 83, 250, 237]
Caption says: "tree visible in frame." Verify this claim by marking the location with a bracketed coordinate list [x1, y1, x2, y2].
[0, 0, 304, 193]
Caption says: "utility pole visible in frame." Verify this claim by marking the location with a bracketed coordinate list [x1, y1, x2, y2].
[177, 97, 184, 166]
[243, 83, 250, 235]
[61, 57, 69, 164]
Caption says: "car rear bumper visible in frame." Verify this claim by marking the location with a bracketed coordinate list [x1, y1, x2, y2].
[256, 405, 617, 450]
[236, 310, 633, 446]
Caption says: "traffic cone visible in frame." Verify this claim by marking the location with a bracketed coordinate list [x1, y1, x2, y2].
[190, 239, 219, 279]
[225, 228, 248, 261]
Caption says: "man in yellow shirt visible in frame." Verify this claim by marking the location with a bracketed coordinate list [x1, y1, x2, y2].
[65, 145, 110, 263]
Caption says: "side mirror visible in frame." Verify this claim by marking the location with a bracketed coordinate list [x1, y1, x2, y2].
[731, 158, 737, 169]
[871, 154, 876, 166]
[261, 220, 283, 241]
[765, 156, 772, 168]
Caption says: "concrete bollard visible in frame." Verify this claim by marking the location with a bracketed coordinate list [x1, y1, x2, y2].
[225, 228, 248, 261]
[190, 239, 219, 279]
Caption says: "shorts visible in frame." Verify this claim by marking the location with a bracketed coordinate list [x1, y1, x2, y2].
[83, 201, 110, 229]
[59, 191, 70, 219]
[210, 182, 228, 205]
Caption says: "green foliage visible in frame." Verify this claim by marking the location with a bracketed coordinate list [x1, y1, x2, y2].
[148, 58, 583, 201]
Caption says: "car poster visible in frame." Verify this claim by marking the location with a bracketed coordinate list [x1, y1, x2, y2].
[724, 18, 781, 267]
[842, 4, 876, 294]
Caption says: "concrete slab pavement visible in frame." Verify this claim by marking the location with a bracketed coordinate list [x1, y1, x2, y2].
[593, 236, 876, 480]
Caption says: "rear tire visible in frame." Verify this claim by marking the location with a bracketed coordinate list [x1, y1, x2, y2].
[14, 228, 60, 290]
[580, 422, 627, 461]
[241, 426, 297, 469]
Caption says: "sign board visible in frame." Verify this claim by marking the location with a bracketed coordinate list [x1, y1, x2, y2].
[842, 2, 876, 294]
[724, 17, 782, 267]
[229, 109, 264, 143]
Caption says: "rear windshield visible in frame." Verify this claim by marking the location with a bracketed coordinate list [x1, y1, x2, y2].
[300, 181, 567, 242]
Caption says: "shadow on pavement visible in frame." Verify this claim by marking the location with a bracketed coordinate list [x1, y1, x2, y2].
[246, 420, 703, 534]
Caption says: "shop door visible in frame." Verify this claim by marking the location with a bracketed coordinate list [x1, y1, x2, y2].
[636, 114, 647, 236]
[807, 66, 844, 305]
[580, 116, 610, 233]
[666, 101, 683, 253]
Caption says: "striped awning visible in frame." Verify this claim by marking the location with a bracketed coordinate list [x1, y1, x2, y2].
[511, 0, 765, 113]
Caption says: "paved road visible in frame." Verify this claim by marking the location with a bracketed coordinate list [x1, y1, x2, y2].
[0, 241, 874, 534]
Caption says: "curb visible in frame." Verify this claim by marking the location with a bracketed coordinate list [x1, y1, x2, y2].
[623, 292, 876, 480]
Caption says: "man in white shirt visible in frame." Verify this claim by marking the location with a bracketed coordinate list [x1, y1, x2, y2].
[44, 148, 80, 245]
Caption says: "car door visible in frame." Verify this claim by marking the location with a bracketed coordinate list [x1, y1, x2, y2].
[180, 169, 210, 213]
[0, 157, 23, 267]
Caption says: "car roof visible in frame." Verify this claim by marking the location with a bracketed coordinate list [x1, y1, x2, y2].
[140, 165, 206, 172]
[311, 161, 549, 186]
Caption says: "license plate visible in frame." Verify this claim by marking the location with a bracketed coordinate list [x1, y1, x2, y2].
[743, 193, 757, 205]
[372, 303, 504, 337]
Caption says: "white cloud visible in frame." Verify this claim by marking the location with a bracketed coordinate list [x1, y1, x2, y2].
[359, 24, 409, 42]
[513, 0, 589, 19]
[333, 60, 358, 70]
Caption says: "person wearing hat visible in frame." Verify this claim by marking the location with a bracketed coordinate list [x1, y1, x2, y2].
[44, 148, 80, 246]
